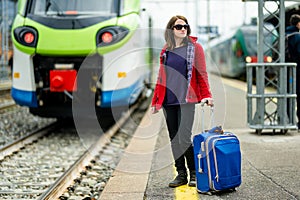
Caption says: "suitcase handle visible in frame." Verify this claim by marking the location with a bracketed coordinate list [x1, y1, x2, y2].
[197, 154, 203, 173]
[200, 102, 215, 132]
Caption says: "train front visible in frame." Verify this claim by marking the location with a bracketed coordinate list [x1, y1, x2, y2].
[11, 0, 151, 118]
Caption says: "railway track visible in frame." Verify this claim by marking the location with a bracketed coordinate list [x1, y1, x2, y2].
[0, 98, 150, 199]
[0, 105, 55, 148]
[0, 122, 59, 160]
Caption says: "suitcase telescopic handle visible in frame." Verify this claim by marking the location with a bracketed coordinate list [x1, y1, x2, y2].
[200, 101, 214, 132]
[191, 101, 215, 143]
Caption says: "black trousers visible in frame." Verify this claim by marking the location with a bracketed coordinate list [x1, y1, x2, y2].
[163, 104, 195, 173]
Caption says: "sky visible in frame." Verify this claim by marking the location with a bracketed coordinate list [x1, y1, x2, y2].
[142, 0, 299, 36]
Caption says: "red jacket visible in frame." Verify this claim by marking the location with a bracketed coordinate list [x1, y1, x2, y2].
[151, 36, 212, 111]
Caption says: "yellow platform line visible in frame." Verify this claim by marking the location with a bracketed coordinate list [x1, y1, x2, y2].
[173, 167, 199, 200]
[221, 76, 276, 94]
[175, 184, 199, 200]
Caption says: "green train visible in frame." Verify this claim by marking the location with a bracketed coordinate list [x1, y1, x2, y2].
[208, 23, 277, 78]
[11, 0, 152, 118]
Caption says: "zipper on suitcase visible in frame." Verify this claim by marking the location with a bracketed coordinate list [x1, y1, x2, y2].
[205, 135, 220, 188]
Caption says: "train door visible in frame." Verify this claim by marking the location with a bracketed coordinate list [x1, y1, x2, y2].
[231, 37, 245, 77]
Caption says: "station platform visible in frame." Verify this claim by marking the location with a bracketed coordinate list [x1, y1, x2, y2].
[99, 74, 300, 200]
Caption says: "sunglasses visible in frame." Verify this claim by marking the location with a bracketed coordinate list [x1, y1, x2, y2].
[173, 24, 189, 30]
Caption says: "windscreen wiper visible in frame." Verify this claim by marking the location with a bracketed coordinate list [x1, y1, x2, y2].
[45, 0, 64, 16]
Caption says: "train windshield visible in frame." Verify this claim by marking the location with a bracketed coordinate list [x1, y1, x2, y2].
[29, 0, 118, 17]
[244, 32, 274, 55]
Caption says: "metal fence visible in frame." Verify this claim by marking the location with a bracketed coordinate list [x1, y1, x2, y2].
[245, 0, 299, 134]
[247, 63, 297, 134]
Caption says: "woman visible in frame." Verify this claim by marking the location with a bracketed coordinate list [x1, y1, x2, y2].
[151, 15, 213, 188]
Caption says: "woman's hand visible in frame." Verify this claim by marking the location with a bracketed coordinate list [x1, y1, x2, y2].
[200, 98, 214, 107]
[151, 106, 159, 114]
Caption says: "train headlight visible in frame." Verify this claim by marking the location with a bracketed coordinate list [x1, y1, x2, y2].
[96, 26, 129, 47]
[266, 56, 272, 63]
[14, 27, 38, 47]
[24, 32, 35, 44]
[101, 32, 114, 44]
[245, 56, 252, 63]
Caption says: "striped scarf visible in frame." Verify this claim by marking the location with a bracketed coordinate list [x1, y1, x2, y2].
[186, 42, 194, 87]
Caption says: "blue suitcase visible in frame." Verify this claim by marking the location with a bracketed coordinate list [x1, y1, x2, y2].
[192, 126, 242, 193]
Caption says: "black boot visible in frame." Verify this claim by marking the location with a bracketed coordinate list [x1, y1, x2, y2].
[188, 170, 196, 187]
[168, 171, 188, 188]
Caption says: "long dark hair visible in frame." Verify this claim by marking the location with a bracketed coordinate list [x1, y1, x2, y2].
[164, 15, 191, 50]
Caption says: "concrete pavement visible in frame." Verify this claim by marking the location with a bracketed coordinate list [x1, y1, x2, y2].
[100, 76, 300, 200]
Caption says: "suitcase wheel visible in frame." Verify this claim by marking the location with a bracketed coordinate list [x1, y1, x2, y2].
[197, 191, 213, 196]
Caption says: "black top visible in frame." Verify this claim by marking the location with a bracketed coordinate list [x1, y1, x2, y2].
[164, 46, 188, 106]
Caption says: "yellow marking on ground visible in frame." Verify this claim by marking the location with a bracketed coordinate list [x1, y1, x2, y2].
[221, 77, 247, 92]
[221, 76, 276, 94]
[175, 184, 199, 200]
[173, 167, 199, 200]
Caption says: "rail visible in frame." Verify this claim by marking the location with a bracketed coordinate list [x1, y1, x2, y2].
[39, 100, 141, 199]
[0, 122, 59, 160]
